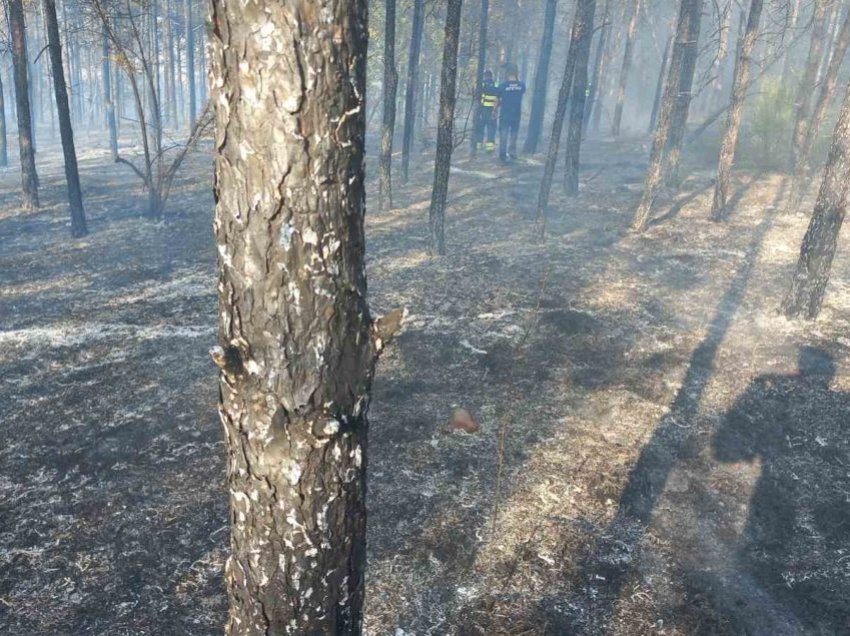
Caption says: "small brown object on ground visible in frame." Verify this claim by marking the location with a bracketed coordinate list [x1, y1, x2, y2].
[449, 407, 481, 433]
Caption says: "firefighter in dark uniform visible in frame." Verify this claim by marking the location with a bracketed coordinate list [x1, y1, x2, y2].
[498, 63, 526, 163]
[475, 69, 499, 152]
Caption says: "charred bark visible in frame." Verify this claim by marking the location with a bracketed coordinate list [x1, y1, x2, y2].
[523, 0, 557, 154]
[564, 0, 595, 196]
[428, 0, 463, 256]
[379, 0, 398, 210]
[664, 0, 703, 186]
[789, 0, 828, 170]
[632, 0, 701, 231]
[612, 0, 639, 137]
[710, 0, 763, 220]
[400, 0, 424, 183]
[782, 81, 850, 320]
[535, 0, 593, 226]
[43, 0, 86, 237]
[208, 0, 401, 631]
[8, 0, 39, 210]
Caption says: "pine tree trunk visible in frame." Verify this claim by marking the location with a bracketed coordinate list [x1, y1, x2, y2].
[564, 0, 596, 196]
[790, 0, 828, 170]
[589, 2, 615, 134]
[787, 8, 850, 213]
[469, 0, 489, 157]
[632, 0, 700, 231]
[664, 0, 703, 186]
[535, 0, 593, 224]
[8, 0, 39, 210]
[207, 0, 394, 630]
[0, 64, 7, 168]
[523, 0, 557, 154]
[782, 81, 850, 320]
[43, 0, 86, 237]
[103, 31, 119, 161]
[710, 0, 763, 220]
[379, 0, 399, 211]
[400, 0, 425, 183]
[612, 0, 639, 137]
[185, 0, 196, 129]
[164, 0, 177, 127]
[428, 0, 463, 256]
[648, 33, 673, 133]
[583, 0, 608, 136]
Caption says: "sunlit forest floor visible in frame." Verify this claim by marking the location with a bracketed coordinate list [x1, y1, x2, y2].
[2, 131, 850, 635]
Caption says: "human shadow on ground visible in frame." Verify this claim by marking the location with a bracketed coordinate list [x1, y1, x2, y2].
[528, 186, 784, 634]
[698, 347, 850, 635]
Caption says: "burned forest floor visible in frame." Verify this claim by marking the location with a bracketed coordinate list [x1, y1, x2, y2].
[2, 131, 850, 636]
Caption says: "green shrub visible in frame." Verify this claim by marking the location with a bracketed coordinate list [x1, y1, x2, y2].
[745, 77, 795, 167]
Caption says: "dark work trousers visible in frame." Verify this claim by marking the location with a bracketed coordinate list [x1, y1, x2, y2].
[475, 106, 497, 144]
[499, 118, 520, 160]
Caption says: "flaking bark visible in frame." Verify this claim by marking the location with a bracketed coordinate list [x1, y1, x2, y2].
[208, 0, 400, 632]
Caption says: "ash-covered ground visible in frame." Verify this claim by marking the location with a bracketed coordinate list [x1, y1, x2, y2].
[1, 134, 849, 635]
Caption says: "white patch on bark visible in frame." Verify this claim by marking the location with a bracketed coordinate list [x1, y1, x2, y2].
[279, 222, 296, 249]
[283, 460, 302, 485]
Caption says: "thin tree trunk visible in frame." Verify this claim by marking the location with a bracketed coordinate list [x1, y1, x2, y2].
[43, 0, 86, 236]
[782, 81, 850, 319]
[710, 0, 763, 220]
[8, 0, 39, 210]
[428, 0, 463, 256]
[184, 0, 196, 129]
[612, 0, 639, 137]
[787, 8, 850, 213]
[0, 64, 7, 168]
[379, 0, 398, 210]
[198, 27, 207, 104]
[649, 33, 673, 133]
[564, 0, 596, 195]
[164, 0, 177, 127]
[469, 0, 489, 157]
[208, 0, 402, 630]
[583, 0, 608, 136]
[790, 0, 828, 169]
[103, 31, 118, 161]
[523, 0, 557, 154]
[632, 0, 701, 232]
[664, 0, 704, 186]
[400, 0, 425, 182]
[535, 0, 593, 227]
